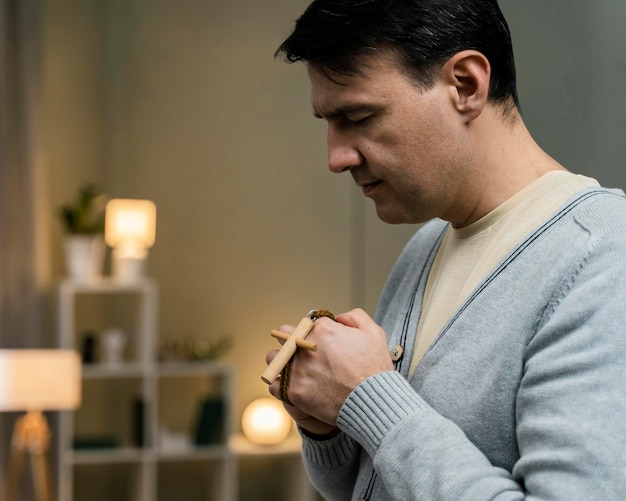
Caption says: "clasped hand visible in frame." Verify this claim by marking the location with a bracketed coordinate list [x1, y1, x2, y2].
[265, 308, 394, 437]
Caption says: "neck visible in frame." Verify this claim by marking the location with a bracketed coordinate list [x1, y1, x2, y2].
[451, 104, 566, 228]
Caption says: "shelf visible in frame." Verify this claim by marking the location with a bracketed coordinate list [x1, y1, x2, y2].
[81, 363, 145, 378]
[156, 361, 233, 377]
[155, 444, 231, 462]
[69, 447, 146, 465]
[79, 361, 233, 379]
[67, 436, 302, 463]
[232, 434, 319, 501]
[57, 280, 314, 501]
[229, 433, 302, 457]
[56, 280, 237, 501]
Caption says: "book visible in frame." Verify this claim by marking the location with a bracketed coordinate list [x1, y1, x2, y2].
[193, 396, 225, 446]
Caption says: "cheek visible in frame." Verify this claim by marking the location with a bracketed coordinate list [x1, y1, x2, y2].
[393, 121, 455, 184]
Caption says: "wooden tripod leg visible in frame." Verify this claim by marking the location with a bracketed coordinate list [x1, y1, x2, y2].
[4, 448, 24, 501]
[31, 450, 51, 501]
[5, 411, 52, 501]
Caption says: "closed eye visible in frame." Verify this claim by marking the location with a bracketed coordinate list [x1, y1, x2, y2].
[314, 103, 382, 126]
[346, 114, 371, 125]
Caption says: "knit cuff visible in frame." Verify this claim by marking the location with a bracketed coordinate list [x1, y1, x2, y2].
[337, 371, 428, 458]
[300, 427, 359, 468]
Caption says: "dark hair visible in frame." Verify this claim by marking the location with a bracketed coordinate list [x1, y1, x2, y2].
[276, 0, 519, 109]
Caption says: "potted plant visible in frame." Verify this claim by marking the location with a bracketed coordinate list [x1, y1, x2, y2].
[59, 183, 107, 282]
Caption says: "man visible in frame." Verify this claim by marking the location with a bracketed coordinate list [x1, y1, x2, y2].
[265, 0, 626, 499]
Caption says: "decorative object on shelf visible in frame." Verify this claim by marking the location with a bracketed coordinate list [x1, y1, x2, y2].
[63, 237, 105, 283]
[193, 396, 226, 446]
[158, 335, 233, 362]
[0, 350, 81, 501]
[132, 396, 146, 447]
[105, 198, 157, 283]
[58, 183, 107, 283]
[158, 425, 192, 452]
[241, 397, 292, 446]
[80, 330, 98, 364]
[101, 327, 127, 366]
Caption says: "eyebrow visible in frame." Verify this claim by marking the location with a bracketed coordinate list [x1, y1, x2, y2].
[313, 103, 382, 120]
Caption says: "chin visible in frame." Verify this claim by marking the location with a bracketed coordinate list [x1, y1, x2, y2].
[375, 204, 429, 225]
[375, 207, 408, 225]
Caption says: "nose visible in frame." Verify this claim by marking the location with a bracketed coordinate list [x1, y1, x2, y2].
[327, 125, 363, 174]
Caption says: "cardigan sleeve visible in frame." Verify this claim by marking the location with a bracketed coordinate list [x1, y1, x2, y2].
[300, 430, 361, 500]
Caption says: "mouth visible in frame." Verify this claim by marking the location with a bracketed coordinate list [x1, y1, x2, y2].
[358, 180, 382, 197]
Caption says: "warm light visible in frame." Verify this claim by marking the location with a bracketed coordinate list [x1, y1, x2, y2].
[0, 350, 81, 501]
[105, 198, 157, 282]
[0, 350, 81, 411]
[241, 398, 292, 445]
[105, 199, 156, 249]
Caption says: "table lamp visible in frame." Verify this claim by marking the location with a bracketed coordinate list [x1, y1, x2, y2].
[0, 349, 81, 501]
[105, 198, 157, 283]
[241, 398, 292, 446]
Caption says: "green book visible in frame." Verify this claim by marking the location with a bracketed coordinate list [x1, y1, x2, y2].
[193, 397, 225, 446]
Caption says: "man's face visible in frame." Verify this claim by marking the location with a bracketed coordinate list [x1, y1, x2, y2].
[307, 53, 473, 225]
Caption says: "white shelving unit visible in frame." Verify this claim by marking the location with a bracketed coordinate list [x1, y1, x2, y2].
[56, 278, 236, 501]
[230, 434, 319, 501]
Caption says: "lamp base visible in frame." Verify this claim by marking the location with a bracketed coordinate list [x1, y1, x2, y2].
[111, 248, 147, 283]
[4, 410, 52, 501]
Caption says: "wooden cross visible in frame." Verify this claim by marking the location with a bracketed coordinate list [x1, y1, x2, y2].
[261, 309, 334, 384]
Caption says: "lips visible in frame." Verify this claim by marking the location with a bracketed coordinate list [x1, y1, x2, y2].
[358, 180, 382, 196]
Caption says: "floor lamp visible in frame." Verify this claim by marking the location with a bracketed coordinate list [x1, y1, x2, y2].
[0, 350, 81, 501]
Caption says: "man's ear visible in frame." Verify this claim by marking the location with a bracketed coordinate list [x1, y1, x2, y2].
[442, 50, 491, 122]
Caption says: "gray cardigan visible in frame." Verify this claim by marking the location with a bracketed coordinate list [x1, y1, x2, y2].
[301, 188, 626, 500]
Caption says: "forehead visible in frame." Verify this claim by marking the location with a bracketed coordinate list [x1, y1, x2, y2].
[306, 55, 417, 117]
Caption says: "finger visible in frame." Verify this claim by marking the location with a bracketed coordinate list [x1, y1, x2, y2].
[270, 330, 290, 345]
[334, 307, 375, 329]
[269, 324, 296, 347]
[334, 308, 389, 347]
[271, 330, 318, 350]
[277, 324, 295, 335]
[268, 381, 281, 401]
[267, 383, 292, 410]
[265, 349, 279, 365]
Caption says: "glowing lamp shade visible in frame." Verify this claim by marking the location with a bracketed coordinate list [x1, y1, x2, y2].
[0, 349, 81, 412]
[105, 199, 156, 282]
[241, 398, 292, 446]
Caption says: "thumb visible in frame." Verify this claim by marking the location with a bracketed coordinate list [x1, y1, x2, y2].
[334, 308, 376, 330]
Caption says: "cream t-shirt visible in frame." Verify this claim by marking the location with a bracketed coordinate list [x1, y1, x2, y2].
[408, 171, 600, 376]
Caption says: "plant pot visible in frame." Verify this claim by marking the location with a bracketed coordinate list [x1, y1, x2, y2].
[64, 235, 105, 283]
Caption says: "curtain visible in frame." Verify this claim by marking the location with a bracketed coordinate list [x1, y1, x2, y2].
[0, 0, 49, 496]
[0, 0, 48, 350]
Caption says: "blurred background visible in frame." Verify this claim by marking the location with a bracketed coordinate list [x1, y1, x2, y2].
[1, 0, 624, 499]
